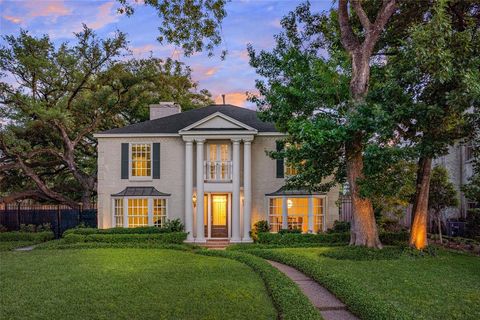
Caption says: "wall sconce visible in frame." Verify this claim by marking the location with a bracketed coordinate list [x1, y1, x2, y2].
[287, 199, 293, 209]
[192, 194, 197, 208]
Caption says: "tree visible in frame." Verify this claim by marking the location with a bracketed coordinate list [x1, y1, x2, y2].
[0, 27, 212, 208]
[374, 0, 480, 249]
[117, 0, 228, 57]
[428, 166, 459, 243]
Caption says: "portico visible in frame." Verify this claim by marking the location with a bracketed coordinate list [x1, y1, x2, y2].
[179, 112, 257, 243]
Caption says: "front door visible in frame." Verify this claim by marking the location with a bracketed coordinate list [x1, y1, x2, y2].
[211, 194, 228, 238]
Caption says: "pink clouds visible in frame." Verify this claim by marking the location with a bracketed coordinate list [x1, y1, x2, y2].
[88, 1, 120, 30]
[214, 92, 248, 107]
[2, 15, 22, 24]
[25, 1, 71, 17]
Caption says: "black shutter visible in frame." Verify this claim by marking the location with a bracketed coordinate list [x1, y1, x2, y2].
[153, 143, 160, 179]
[276, 140, 284, 178]
[121, 143, 129, 179]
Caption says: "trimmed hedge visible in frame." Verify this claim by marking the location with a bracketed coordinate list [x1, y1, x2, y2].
[35, 241, 195, 251]
[63, 226, 171, 236]
[246, 249, 410, 320]
[197, 250, 321, 320]
[62, 232, 187, 244]
[256, 231, 409, 245]
[0, 231, 54, 242]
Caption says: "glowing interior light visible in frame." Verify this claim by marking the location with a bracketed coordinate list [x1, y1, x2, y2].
[287, 199, 293, 208]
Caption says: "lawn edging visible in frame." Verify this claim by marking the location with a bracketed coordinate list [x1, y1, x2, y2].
[245, 249, 412, 320]
[196, 250, 322, 320]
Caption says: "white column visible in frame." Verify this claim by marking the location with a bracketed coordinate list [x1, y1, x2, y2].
[184, 139, 194, 241]
[231, 138, 241, 242]
[282, 197, 288, 230]
[148, 198, 154, 226]
[242, 139, 253, 242]
[308, 196, 314, 233]
[195, 139, 206, 242]
[123, 198, 128, 228]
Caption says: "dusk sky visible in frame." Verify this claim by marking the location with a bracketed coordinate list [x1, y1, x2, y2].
[0, 0, 333, 108]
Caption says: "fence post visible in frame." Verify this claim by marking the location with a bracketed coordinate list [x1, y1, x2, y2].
[16, 202, 21, 230]
[56, 205, 61, 238]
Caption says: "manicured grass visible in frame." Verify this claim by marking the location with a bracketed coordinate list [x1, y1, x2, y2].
[0, 241, 37, 251]
[247, 246, 480, 320]
[0, 249, 277, 320]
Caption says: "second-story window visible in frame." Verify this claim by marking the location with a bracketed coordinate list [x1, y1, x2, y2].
[206, 143, 231, 181]
[131, 143, 151, 177]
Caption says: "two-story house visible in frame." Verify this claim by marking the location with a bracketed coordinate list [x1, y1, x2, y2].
[94, 103, 339, 243]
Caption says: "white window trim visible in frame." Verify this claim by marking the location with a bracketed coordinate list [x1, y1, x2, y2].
[129, 142, 153, 181]
[111, 196, 169, 228]
[266, 195, 327, 233]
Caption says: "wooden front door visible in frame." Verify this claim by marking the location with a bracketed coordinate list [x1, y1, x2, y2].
[211, 194, 228, 238]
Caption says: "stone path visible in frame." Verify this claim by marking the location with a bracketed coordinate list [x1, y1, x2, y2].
[267, 260, 358, 320]
[14, 245, 36, 251]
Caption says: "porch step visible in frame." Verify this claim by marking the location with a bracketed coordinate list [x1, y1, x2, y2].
[197, 239, 230, 249]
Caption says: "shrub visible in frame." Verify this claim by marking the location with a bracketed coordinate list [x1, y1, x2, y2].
[466, 208, 480, 239]
[162, 219, 185, 232]
[319, 246, 406, 261]
[256, 231, 409, 246]
[19, 224, 36, 233]
[250, 220, 270, 242]
[379, 218, 406, 233]
[197, 250, 321, 320]
[61, 232, 187, 244]
[0, 225, 7, 233]
[36, 241, 196, 251]
[0, 231, 54, 242]
[326, 220, 350, 233]
[278, 228, 302, 234]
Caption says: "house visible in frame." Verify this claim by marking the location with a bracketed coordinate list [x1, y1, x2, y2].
[433, 141, 476, 218]
[94, 103, 339, 243]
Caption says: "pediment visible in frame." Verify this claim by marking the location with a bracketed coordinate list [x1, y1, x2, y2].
[179, 112, 257, 132]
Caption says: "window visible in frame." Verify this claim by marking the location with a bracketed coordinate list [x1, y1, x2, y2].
[153, 199, 167, 227]
[465, 142, 474, 162]
[285, 162, 298, 176]
[114, 198, 124, 227]
[131, 144, 151, 177]
[269, 198, 283, 232]
[313, 198, 324, 232]
[206, 143, 231, 180]
[287, 198, 308, 232]
[268, 196, 325, 233]
[128, 198, 148, 227]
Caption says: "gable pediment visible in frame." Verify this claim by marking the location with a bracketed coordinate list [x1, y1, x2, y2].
[179, 112, 257, 133]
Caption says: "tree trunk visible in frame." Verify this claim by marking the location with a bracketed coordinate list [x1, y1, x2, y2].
[81, 191, 93, 210]
[409, 157, 432, 249]
[346, 135, 382, 248]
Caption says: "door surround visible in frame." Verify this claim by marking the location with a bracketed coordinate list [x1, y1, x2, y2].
[204, 192, 231, 239]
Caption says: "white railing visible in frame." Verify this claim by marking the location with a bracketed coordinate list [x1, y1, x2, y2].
[204, 161, 233, 181]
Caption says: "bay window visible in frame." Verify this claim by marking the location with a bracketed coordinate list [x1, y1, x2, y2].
[114, 198, 124, 227]
[112, 197, 168, 228]
[268, 196, 325, 233]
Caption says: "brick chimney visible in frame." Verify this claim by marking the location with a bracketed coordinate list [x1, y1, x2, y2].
[149, 102, 181, 120]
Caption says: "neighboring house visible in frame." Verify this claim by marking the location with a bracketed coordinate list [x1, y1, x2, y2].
[433, 141, 476, 218]
[94, 103, 339, 243]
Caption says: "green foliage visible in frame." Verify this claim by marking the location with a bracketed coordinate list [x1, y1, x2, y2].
[250, 220, 270, 242]
[162, 218, 185, 232]
[197, 250, 321, 320]
[19, 223, 51, 233]
[247, 246, 480, 319]
[117, 0, 228, 58]
[278, 228, 302, 234]
[429, 166, 459, 214]
[326, 220, 351, 233]
[319, 246, 406, 261]
[36, 241, 195, 251]
[62, 232, 187, 244]
[257, 231, 409, 246]
[466, 209, 480, 239]
[0, 231, 54, 242]
[0, 28, 211, 206]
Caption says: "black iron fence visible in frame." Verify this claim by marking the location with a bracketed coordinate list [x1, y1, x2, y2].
[0, 204, 97, 238]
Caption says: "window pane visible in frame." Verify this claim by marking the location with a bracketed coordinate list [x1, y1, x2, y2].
[287, 198, 308, 232]
[131, 144, 151, 177]
[313, 198, 324, 233]
[269, 198, 283, 232]
[128, 198, 148, 227]
[153, 199, 166, 227]
[114, 198, 124, 227]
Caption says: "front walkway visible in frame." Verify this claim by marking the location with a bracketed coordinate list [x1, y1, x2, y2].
[267, 260, 358, 320]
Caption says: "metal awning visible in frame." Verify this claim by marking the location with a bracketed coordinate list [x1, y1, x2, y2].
[111, 187, 171, 197]
[265, 186, 325, 196]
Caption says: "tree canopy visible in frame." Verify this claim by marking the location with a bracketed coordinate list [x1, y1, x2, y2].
[0, 27, 212, 208]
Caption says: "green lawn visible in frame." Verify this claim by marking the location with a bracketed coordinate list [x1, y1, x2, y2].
[247, 246, 480, 320]
[0, 249, 277, 320]
[0, 241, 37, 251]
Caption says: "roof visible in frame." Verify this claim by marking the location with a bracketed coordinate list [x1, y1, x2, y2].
[265, 186, 326, 196]
[111, 187, 171, 197]
[99, 104, 278, 134]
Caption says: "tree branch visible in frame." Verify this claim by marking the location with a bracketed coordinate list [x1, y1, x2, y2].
[351, 0, 372, 31]
[0, 190, 51, 204]
[338, 0, 360, 52]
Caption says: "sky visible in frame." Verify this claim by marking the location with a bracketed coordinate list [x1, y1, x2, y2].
[0, 0, 333, 108]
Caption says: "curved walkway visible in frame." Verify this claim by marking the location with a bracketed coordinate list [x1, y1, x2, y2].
[267, 260, 358, 320]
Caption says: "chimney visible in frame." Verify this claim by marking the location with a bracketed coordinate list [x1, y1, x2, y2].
[149, 102, 181, 120]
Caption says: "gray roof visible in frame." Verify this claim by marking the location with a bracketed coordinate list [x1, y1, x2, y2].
[265, 186, 325, 196]
[112, 187, 171, 197]
[99, 104, 278, 134]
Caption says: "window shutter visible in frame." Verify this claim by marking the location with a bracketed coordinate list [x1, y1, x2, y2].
[153, 143, 160, 179]
[276, 141, 284, 178]
[121, 143, 129, 179]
